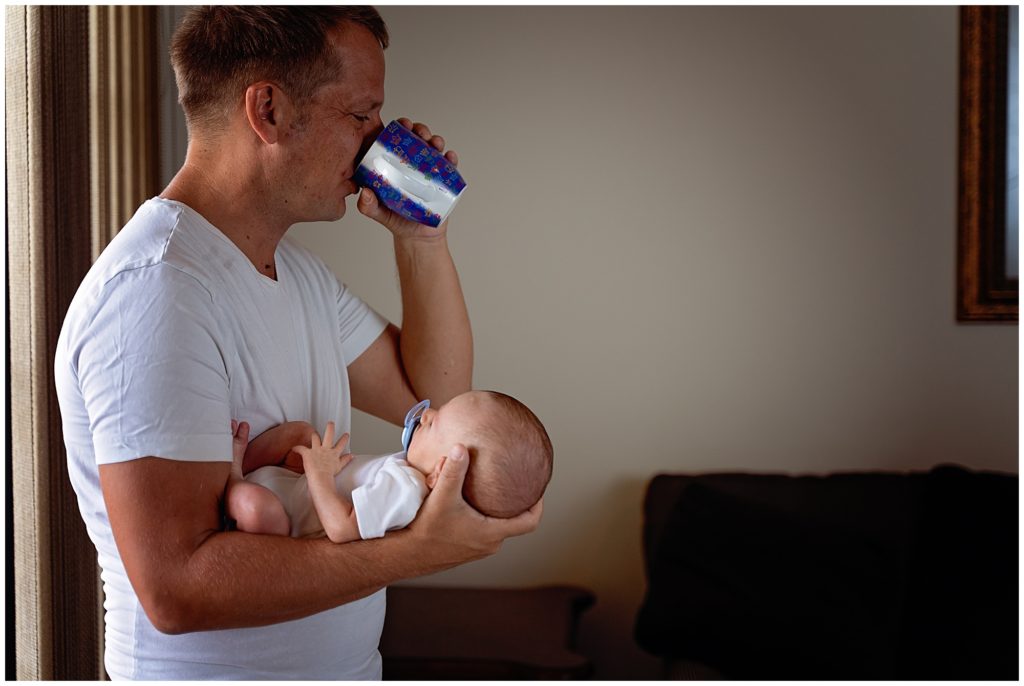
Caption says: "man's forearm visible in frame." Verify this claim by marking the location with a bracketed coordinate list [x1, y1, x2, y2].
[394, 234, 472, 404]
[102, 458, 455, 635]
[159, 526, 441, 633]
[103, 449, 536, 637]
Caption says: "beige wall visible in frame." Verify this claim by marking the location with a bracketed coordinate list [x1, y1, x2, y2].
[167, 6, 1018, 678]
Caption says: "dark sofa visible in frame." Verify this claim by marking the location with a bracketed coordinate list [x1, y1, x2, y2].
[634, 464, 1018, 680]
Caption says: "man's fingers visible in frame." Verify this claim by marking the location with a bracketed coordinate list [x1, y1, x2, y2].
[410, 120, 432, 142]
[395, 116, 444, 151]
[493, 497, 543, 538]
[323, 421, 335, 447]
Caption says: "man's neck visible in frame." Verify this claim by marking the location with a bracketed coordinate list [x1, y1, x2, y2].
[161, 149, 289, 280]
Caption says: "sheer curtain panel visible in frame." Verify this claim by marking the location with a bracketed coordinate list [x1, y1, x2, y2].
[6, 5, 160, 679]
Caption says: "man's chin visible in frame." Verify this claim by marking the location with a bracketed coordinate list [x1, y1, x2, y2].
[320, 198, 348, 223]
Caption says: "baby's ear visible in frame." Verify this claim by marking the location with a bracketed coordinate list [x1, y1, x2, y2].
[425, 456, 446, 489]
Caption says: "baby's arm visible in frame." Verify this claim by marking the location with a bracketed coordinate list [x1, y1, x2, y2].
[292, 422, 360, 543]
[243, 421, 316, 475]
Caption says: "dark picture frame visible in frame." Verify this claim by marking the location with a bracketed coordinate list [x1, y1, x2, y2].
[958, 6, 1018, 322]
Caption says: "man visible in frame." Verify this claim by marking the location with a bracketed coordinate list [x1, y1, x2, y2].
[54, 7, 540, 680]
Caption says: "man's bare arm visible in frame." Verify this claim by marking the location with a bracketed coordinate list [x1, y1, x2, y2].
[348, 324, 421, 426]
[346, 238, 472, 425]
[392, 229, 473, 402]
[353, 117, 473, 423]
[99, 447, 538, 635]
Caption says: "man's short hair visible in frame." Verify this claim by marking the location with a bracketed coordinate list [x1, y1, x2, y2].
[170, 6, 389, 133]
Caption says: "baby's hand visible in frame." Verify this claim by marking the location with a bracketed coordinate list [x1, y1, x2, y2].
[230, 419, 250, 473]
[292, 422, 352, 479]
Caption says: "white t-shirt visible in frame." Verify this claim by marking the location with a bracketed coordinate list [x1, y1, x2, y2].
[246, 452, 428, 540]
[54, 198, 390, 680]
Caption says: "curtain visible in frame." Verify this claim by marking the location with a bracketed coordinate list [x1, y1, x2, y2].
[90, 5, 161, 256]
[6, 5, 160, 679]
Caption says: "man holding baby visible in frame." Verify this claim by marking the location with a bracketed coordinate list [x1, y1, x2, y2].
[54, 6, 540, 679]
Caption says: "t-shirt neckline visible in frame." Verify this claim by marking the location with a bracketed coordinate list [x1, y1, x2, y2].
[152, 196, 284, 288]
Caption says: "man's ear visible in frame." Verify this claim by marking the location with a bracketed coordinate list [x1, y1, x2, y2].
[244, 82, 291, 144]
[425, 456, 446, 490]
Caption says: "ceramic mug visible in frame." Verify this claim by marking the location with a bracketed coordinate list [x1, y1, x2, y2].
[354, 120, 468, 228]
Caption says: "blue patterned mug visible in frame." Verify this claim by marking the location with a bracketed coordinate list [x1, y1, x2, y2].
[354, 120, 468, 228]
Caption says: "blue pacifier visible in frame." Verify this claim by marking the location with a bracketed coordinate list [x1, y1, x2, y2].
[401, 399, 430, 452]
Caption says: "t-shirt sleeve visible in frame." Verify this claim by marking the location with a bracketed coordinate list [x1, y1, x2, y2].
[336, 279, 388, 365]
[350, 459, 428, 539]
[77, 264, 233, 465]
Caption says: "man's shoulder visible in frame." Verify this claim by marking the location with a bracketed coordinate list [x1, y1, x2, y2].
[92, 198, 176, 277]
[86, 198, 221, 294]
[61, 200, 248, 357]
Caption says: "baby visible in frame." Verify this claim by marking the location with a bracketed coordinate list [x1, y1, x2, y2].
[225, 390, 553, 542]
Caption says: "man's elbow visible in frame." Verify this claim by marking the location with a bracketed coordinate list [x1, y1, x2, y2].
[138, 588, 207, 635]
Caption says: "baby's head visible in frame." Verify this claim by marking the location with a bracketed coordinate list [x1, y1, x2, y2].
[405, 390, 553, 518]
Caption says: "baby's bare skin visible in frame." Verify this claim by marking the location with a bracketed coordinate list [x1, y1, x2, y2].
[226, 420, 356, 540]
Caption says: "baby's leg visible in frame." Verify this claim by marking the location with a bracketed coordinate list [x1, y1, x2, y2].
[226, 420, 290, 536]
[226, 479, 291, 536]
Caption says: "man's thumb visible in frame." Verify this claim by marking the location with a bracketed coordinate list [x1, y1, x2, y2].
[434, 443, 469, 494]
[358, 187, 402, 231]
[358, 188, 379, 215]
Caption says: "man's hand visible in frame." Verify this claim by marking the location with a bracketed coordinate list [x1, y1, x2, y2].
[99, 443, 538, 634]
[357, 117, 459, 240]
[350, 119, 473, 410]
[292, 422, 352, 479]
[406, 443, 543, 564]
